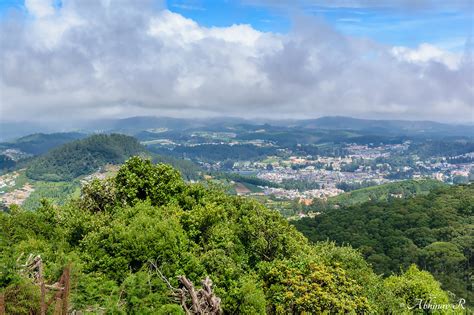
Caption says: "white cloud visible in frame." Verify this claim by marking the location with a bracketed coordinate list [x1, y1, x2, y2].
[25, 0, 55, 18]
[391, 43, 462, 70]
[148, 10, 205, 44]
[0, 0, 472, 123]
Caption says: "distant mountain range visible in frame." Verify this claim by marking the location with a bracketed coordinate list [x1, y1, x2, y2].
[2, 115, 473, 141]
[1, 132, 86, 155]
[292, 116, 474, 137]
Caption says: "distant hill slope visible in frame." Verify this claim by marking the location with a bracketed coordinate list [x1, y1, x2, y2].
[327, 179, 446, 207]
[295, 116, 474, 137]
[152, 154, 202, 181]
[26, 134, 144, 181]
[0, 132, 86, 155]
[82, 116, 251, 134]
[293, 184, 474, 304]
[3, 116, 473, 140]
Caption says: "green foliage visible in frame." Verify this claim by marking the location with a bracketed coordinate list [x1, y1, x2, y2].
[115, 156, 185, 206]
[260, 258, 371, 314]
[225, 275, 266, 314]
[3, 279, 41, 314]
[328, 179, 446, 207]
[79, 178, 117, 213]
[0, 157, 455, 313]
[294, 184, 474, 305]
[1, 132, 86, 155]
[71, 272, 122, 312]
[212, 172, 278, 188]
[81, 202, 189, 280]
[121, 271, 174, 314]
[0, 154, 16, 171]
[336, 180, 377, 192]
[26, 134, 144, 181]
[150, 143, 277, 162]
[384, 265, 449, 312]
[153, 154, 202, 181]
[22, 180, 81, 210]
[214, 173, 321, 193]
[407, 139, 474, 159]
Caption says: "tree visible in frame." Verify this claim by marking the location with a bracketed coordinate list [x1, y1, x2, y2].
[260, 258, 372, 314]
[384, 265, 449, 312]
[293, 184, 473, 303]
[115, 156, 185, 207]
[420, 242, 466, 274]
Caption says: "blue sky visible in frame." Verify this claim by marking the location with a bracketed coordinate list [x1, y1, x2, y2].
[167, 0, 473, 51]
[1, 0, 472, 51]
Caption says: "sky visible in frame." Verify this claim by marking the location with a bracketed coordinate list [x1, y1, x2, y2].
[0, 0, 473, 123]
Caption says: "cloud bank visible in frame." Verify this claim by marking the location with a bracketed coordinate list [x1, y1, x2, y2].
[0, 0, 472, 123]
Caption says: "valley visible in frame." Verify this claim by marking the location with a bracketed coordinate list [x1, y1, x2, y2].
[2, 117, 472, 218]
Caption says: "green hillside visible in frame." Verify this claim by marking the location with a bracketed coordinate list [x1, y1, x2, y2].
[152, 155, 202, 181]
[21, 180, 81, 211]
[1, 132, 86, 155]
[0, 157, 451, 313]
[328, 179, 446, 207]
[293, 184, 473, 305]
[26, 134, 144, 181]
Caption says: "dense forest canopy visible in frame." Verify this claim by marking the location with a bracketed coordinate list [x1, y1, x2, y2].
[26, 134, 144, 181]
[152, 155, 202, 181]
[0, 157, 454, 313]
[149, 144, 277, 163]
[293, 184, 473, 305]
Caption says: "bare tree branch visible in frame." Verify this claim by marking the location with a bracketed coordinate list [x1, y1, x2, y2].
[149, 262, 221, 314]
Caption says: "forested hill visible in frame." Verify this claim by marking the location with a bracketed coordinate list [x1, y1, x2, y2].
[328, 179, 446, 207]
[293, 184, 473, 305]
[0, 157, 451, 313]
[26, 134, 144, 181]
[0, 132, 86, 155]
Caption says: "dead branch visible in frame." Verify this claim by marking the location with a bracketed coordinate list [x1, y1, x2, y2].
[149, 261, 174, 290]
[178, 275, 202, 314]
[19, 254, 43, 283]
[149, 263, 221, 314]
[200, 277, 221, 314]
[17, 254, 71, 315]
